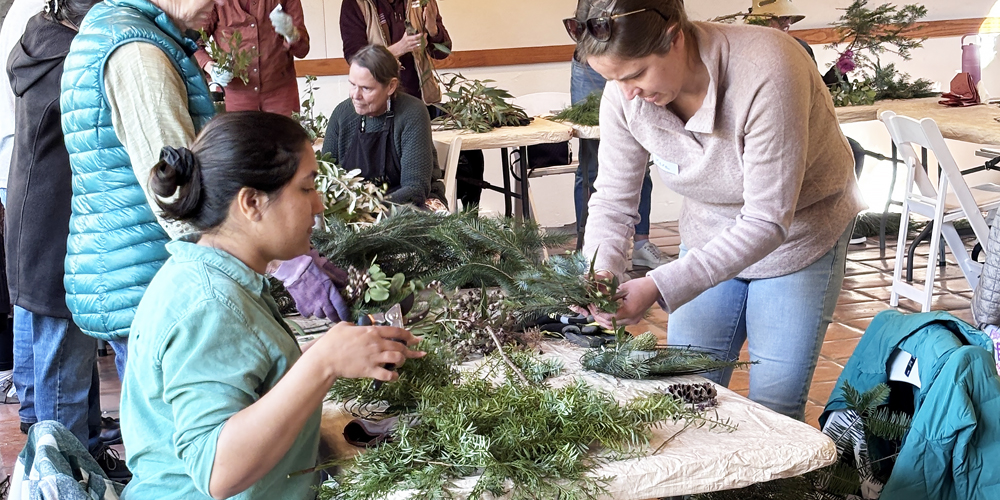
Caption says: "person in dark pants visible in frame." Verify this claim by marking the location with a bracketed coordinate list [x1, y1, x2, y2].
[6, 0, 128, 481]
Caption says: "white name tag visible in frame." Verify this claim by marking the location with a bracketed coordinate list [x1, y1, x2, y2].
[651, 154, 679, 175]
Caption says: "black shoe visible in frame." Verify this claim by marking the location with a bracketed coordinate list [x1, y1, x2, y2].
[100, 416, 122, 445]
[20, 421, 34, 434]
[93, 445, 132, 483]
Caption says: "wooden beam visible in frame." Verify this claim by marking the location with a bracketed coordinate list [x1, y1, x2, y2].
[790, 17, 1000, 45]
[296, 17, 1000, 77]
[296, 45, 576, 77]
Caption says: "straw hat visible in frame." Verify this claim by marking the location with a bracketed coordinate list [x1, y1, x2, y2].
[750, 0, 806, 24]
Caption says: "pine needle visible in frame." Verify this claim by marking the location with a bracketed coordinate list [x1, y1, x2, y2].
[552, 91, 602, 127]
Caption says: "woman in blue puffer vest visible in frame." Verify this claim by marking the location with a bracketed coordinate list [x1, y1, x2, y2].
[59, 0, 216, 378]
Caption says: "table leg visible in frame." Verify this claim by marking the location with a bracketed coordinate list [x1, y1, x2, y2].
[518, 146, 531, 220]
[500, 147, 513, 218]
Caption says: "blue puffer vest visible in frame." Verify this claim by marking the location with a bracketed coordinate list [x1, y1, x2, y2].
[60, 0, 214, 340]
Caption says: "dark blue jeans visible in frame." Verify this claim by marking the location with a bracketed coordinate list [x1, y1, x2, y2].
[571, 59, 653, 236]
[13, 306, 102, 452]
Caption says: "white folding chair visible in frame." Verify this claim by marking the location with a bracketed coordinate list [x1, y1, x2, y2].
[510, 92, 579, 222]
[433, 136, 463, 214]
[880, 111, 1000, 311]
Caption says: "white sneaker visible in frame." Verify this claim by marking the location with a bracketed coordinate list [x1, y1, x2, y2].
[632, 241, 670, 269]
[0, 370, 18, 405]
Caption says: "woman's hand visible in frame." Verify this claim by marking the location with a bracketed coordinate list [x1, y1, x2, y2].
[388, 33, 425, 57]
[312, 322, 424, 382]
[423, 0, 440, 37]
[577, 276, 661, 329]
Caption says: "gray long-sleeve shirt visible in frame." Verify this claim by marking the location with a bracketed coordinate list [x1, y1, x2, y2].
[583, 22, 866, 312]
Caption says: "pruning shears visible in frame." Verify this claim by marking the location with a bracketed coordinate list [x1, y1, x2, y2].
[357, 303, 406, 390]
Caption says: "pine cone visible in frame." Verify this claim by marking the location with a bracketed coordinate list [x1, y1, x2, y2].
[342, 265, 371, 303]
[665, 382, 718, 405]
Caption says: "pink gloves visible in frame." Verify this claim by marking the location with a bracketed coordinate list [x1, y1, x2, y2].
[272, 249, 350, 321]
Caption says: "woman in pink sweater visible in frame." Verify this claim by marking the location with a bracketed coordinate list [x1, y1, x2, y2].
[566, 0, 865, 420]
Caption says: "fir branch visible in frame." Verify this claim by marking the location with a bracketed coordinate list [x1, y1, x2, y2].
[321, 349, 729, 500]
[552, 91, 602, 126]
[581, 329, 752, 379]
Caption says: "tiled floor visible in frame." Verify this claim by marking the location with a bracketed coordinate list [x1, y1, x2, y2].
[0, 220, 977, 478]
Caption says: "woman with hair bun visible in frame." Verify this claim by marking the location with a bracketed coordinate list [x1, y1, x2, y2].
[568, 0, 865, 420]
[120, 111, 423, 499]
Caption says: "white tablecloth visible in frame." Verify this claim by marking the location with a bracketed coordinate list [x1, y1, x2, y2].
[321, 341, 836, 498]
[431, 117, 574, 150]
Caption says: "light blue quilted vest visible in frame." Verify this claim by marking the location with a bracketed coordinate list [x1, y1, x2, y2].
[60, 0, 214, 340]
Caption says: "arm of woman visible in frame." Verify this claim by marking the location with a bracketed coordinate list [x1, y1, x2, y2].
[339, 0, 369, 62]
[162, 304, 421, 499]
[207, 322, 422, 498]
[320, 100, 348, 163]
[423, 0, 451, 59]
[193, 7, 220, 70]
[581, 87, 654, 278]
[281, 0, 310, 58]
[385, 101, 434, 205]
[104, 43, 198, 240]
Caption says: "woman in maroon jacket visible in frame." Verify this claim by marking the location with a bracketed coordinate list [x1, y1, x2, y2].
[195, 0, 309, 116]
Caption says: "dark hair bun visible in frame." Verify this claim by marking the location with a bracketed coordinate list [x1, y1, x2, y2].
[151, 146, 204, 220]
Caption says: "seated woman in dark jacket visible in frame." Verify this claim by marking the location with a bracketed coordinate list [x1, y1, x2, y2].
[321, 44, 445, 208]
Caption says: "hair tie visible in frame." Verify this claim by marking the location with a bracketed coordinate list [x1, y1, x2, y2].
[159, 146, 201, 185]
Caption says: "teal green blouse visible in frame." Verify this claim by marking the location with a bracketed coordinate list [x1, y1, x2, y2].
[120, 240, 321, 499]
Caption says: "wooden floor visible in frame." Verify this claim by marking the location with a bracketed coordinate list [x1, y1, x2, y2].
[0, 220, 977, 477]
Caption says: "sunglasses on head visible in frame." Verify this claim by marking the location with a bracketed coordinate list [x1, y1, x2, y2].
[562, 8, 668, 42]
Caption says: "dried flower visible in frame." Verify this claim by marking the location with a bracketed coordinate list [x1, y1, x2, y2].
[836, 50, 857, 74]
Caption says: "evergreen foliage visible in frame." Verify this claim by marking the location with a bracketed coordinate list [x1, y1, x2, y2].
[322, 348, 728, 500]
[432, 74, 531, 133]
[581, 331, 753, 379]
[827, 0, 937, 106]
[312, 210, 568, 291]
[552, 91, 602, 127]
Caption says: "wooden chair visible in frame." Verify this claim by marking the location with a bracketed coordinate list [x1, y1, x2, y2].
[880, 111, 1000, 311]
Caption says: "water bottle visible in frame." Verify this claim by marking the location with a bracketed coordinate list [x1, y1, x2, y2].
[963, 34, 982, 84]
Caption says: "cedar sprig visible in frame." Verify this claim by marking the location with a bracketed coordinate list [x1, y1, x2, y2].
[321, 349, 729, 500]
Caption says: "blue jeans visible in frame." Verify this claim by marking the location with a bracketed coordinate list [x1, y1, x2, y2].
[13, 306, 102, 452]
[571, 59, 653, 237]
[666, 223, 853, 421]
[108, 338, 128, 380]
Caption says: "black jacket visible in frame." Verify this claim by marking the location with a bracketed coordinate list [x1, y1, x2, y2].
[5, 14, 76, 318]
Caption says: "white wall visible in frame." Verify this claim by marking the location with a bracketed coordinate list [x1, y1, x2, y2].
[297, 0, 1000, 226]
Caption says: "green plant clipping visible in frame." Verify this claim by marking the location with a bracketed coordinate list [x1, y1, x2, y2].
[198, 29, 257, 84]
[314, 152, 388, 227]
[433, 73, 531, 133]
[322, 346, 731, 500]
[292, 75, 329, 141]
[827, 0, 937, 105]
[581, 330, 753, 379]
[552, 91, 601, 127]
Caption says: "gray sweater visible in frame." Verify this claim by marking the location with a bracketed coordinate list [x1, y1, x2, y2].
[323, 91, 437, 205]
[583, 22, 866, 312]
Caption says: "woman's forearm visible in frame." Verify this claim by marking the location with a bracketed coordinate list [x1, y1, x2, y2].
[207, 352, 335, 499]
